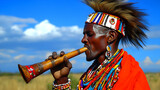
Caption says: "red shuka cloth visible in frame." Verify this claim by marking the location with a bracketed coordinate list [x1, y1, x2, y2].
[112, 51, 150, 90]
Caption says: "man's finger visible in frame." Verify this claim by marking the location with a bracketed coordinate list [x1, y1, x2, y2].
[64, 56, 72, 69]
[52, 52, 58, 59]
[60, 51, 65, 57]
[48, 55, 52, 60]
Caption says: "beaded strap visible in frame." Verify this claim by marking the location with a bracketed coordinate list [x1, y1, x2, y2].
[77, 49, 124, 90]
[52, 79, 71, 90]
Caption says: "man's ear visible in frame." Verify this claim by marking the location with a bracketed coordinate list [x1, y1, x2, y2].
[107, 30, 118, 44]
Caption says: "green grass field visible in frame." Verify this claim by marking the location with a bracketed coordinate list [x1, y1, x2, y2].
[0, 73, 160, 90]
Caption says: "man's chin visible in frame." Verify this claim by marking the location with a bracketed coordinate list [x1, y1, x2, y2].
[86, 56, 94, 61]
[85, 50, 95, 61]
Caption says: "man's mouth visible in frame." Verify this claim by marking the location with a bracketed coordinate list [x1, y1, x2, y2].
[84, 45, 91, 54]
[84, 45, 90, 50]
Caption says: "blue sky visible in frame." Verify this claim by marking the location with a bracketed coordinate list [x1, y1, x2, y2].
[0, 0, 160, 73]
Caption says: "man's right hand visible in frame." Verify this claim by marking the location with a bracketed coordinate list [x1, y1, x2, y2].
[45, 51, 72, 84]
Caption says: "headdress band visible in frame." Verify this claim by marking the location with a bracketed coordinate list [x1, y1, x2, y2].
[86, 12, 125, 36]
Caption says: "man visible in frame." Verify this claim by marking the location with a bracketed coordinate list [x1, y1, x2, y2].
[47, 0, 150, 90]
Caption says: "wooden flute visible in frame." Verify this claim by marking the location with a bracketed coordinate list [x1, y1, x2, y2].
[18, 47, 87, 83]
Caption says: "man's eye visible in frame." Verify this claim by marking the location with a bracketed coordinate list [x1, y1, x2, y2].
[87, 33, 93, 37]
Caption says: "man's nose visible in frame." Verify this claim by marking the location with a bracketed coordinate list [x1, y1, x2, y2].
[81, 34, 88, 44]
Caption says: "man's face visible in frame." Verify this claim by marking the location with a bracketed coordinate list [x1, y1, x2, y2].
[81, 23, 109, 61]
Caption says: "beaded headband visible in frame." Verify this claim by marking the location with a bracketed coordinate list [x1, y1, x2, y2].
[86, 12, 125, 36]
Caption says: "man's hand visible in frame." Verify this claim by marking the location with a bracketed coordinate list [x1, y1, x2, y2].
[46, 51, 72, 84]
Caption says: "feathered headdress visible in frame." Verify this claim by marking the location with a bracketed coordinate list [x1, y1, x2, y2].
[83, 0, 148, 48]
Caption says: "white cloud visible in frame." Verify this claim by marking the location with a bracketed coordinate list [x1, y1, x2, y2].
[143, 56, 153, 65]
[61, 26, 82, 35]
[146, 25, 160, 38]
[14, 54, 36, 61]
[70, 60, 76, 64]
[140, 57, 160, 72]
[0, 60, 12, 63]
[82, 62, 87, 68]
[0, 15, 37, 24]
[27, 56, 36, 60]
[11, 25, 23, 33]
[45, 51, 52, 58]
[0, 26, 5, 35]
[79, 53, 86, 58]
[147, 30, 160, 38]
[0, 52, 11, 58]
[0, 37, 9, 42]
[0, 15, 38, 42]
[23, 20, 82, 41]
[0, 49, 16, 53]
[156, 60, 160, 65]
[6, 50, 16, 53]
[23, 20, 62, 40]
[14, 54, 25, 60]
[0, 15, 83, 42]
[144, 45, 160, 50]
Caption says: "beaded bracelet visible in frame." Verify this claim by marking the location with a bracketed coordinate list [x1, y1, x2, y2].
[52, 79, 71, 90]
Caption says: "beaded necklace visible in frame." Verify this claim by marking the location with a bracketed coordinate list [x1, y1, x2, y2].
[78, 49, 124, 90]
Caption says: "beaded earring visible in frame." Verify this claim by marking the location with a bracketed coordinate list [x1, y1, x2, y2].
[105, 45, 112, 60]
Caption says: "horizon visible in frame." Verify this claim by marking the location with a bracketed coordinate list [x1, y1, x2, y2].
[0, 0, 160, 73]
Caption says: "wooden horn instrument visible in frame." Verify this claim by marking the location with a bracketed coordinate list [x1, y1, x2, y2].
[18, 47, 87, 83]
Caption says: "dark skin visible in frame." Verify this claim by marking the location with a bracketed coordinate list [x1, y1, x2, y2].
[47, 23, 120, 84]
[46, 51, 72, 84]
